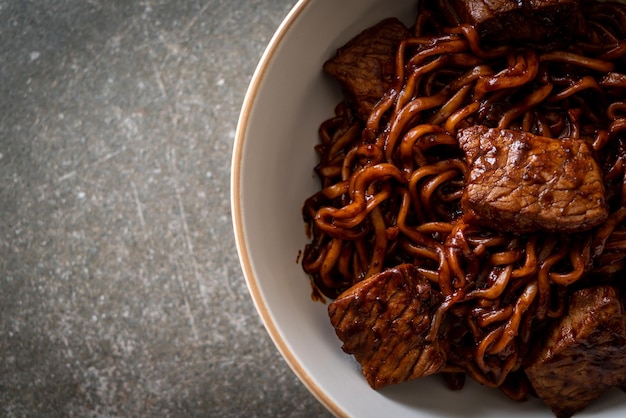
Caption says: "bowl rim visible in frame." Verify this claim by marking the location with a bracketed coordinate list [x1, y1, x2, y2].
[230, 0, 343, 416]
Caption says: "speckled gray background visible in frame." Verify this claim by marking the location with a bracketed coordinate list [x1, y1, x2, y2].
[0, 0, 332, 416]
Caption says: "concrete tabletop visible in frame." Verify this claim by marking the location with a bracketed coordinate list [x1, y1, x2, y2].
[0, 1, 332, 416]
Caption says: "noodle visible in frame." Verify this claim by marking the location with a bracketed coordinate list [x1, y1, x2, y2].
[301, 0, 626, 405]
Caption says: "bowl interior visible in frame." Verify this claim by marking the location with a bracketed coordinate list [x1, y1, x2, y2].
[231, 0, 626, 416]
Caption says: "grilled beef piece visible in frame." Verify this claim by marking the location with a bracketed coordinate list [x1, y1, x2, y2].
[525, 285, 626, 418]
[323, 18, 410, 121]
[458, 126, 608, 233]
[436, 0, 581, 47]
[328, 264, 447, 389]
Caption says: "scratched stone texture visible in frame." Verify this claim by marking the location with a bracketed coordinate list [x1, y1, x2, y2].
[0, 0, 332, 417]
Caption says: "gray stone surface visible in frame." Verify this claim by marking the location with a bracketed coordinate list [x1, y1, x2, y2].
[0, 1, 332, 416]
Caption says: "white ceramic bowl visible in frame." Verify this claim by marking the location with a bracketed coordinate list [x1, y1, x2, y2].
[231, 0, 626, 416]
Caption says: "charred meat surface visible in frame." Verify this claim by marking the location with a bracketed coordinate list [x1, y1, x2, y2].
[328, 264, 447, 389]
[436, 0, 581, 47]
[458, 126, 608, 233]
[524, 285, 626, 418]
[323, 18, 410, 121]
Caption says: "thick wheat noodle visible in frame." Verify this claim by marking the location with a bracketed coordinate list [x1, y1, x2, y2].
[406, 37, 469, 70]
[321, 181, 349, 200]
[469, 235, 510, 257]
[568, 108, 583, 138]
[326, 123, 361, 161]
[384, 94, 449, 160]
[529, 236, 565, 320]
[548, 75, 603, 102]
[399, 124, 445, 171]
[477, 306, 514, 328]
[605, 156, 626, 185]
[488, 281, 539, 356]
[364, 206, 388, 278]
[475, 50, 539, 98]
[322, 184, 392, 230]
[498, 82, 554, 129]
[511, 235, 539, 278]
[365, 37, 470, 134]
[414, 267, 441, 283]
[397, 190, 453, 291]
[420, 170, 462, 218]
[539, 50, 615, 72]
[454, 24, 510, 59]
[605, 230, 626, 250]
[602, 40, 626, 60]
[446, 244, 467, 288]
[396, 188, 442, 247]
[427, 287, 469, 341]
[429, 83, 473, 125]
[469, 336, 520, 387]
[363, 43, 407, 133]
[592, 19, 623, 45]
[408, 159, 467, 222]
[608, 101, 626, 119]
[315, 164, 403, 225]
[521, 110, 534, 132]
[490, 249, 522, 266]
[385, 64, 493, 160]
[436, 181, 464, 203]
[469, 265, 514, 300]
[593, 206, 626, 257]
[498, 350, 521, 386]
[416, 221, 454, 235]
[302, 241, 327, 273]
[464, 360, 497, 387]
[533, 112, 552, 137]
[610, 118, 626, 138]
[445, 101, 480, 132]
[601, 71, 626, 88]
[549, 237, 590, 286]
[319, 238, 344, 289]
[395, 54, 449, 114]
[415, 133, 458, 166]
[475, 326, 504, 373]
[340, 146, 361, 181]
[301, 0, 626, 401]
[317, 165, 342, 179]
[399, 239, 440, 262]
